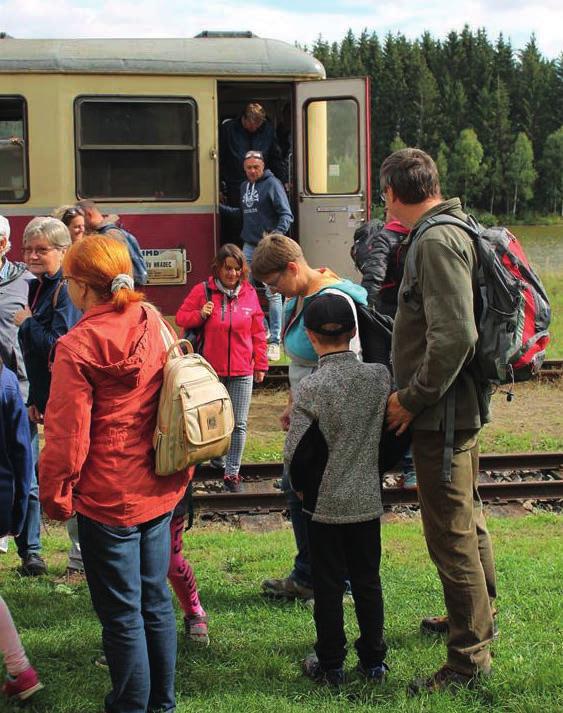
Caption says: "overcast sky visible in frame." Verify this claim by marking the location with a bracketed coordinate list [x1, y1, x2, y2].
[0, 0, 561, 58]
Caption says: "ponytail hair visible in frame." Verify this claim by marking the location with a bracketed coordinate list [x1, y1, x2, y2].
[63, 235, 144, 312]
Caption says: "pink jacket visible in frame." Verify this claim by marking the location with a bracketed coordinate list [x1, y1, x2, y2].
[175, 277, 268, 377]
[39, 302, 190, 526]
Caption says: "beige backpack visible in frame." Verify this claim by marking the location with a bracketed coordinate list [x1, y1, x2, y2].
[152, 312, 234, 476]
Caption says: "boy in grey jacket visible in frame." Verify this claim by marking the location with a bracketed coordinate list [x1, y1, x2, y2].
[285, 293, 391, 686]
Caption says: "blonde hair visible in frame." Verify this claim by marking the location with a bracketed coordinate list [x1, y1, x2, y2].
[23, 217, 71, 249]
[63, 234, 144, 312]
[251, 233, 304, 282]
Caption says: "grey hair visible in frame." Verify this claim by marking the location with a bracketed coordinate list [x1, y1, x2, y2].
[23, 217, 71, 249]
[0, 215, 11, 256]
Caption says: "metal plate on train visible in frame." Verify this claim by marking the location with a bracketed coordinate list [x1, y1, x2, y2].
[140, 248, 189, 285]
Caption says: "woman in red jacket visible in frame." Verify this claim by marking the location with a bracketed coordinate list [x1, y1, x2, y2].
[176, 243, 268, 492]
[39, 235, 189, 713]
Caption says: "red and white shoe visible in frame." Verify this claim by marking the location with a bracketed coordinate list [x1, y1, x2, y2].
[3, 666, 43, 700]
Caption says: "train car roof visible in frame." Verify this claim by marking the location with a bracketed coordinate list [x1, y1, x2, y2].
[0, 36, 326, 78]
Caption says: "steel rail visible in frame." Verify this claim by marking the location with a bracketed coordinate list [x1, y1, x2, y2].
[259, 360, 562, 387]
[193, 479, 563, 513]
[194, 452, 563, 482]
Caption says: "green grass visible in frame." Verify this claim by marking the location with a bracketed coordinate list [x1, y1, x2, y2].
[1, 515, 561, 712]
[543, 272, 562, 359]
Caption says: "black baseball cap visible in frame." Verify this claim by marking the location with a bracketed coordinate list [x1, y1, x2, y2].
[303, 293, 355, 336]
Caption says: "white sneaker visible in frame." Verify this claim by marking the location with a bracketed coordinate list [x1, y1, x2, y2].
[267, 343, 281, 361]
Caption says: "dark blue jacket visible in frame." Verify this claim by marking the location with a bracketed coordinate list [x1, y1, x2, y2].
[221, 170, 293, 245]
[18, 269, 81, 412]
[220, 117, 287, 197]
[0, 363, 32, 537]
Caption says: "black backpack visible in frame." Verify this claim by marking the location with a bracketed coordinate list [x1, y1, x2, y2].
[350, 219, 384, 271]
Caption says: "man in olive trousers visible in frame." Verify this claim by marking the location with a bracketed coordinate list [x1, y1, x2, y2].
[384, 148, 497, 695]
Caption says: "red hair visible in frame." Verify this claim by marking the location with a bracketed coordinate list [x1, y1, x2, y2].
[63, 234, 144, 312]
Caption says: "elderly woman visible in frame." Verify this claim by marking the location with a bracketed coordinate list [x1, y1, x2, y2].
[39, 235, 190, 713]
[14, 217, 82, 578]
[175, 243, 268, 492]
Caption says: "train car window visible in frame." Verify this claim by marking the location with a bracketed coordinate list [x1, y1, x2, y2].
[0, 96, 28, 203]
[75, 97, 198, 201]
[305, 98, 359, 195]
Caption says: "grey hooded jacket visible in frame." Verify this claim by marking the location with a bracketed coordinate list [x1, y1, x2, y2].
[285, 350, 391, 524]
[0, 259, 33, 399]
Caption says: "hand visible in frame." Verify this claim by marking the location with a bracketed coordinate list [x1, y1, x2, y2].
[254, 370, 266, 383]
[386, 391, 414, 436]
[280, 404, 291, 432]
[295, 491, 303, 501]
[200, 301, 214, 319]
[28, 405, 44, 424]
[219, 191, 227, 205]
[13, 306, 32, 326]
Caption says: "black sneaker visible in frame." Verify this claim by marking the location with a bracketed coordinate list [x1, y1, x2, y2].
[19, 554, 47, 577]
[357, 661, 389, 683]
[301, 653, 344, 687]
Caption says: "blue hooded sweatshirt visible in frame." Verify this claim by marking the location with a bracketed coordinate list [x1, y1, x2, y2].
[221, 169, 293, 245]
[0, 363, 32, 537]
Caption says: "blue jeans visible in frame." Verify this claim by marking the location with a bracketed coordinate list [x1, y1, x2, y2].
[78, 512, 176, 713]
[15, 422, 42, 559]
[243, 242, 282, 344]
[281, 467, 312, 588]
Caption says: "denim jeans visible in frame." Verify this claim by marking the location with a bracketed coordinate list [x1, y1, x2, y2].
[15, 422, 42, 559]
[243, 242, 282, 344]
[281, 467, 312, 588]
[78, 511, 176, 713]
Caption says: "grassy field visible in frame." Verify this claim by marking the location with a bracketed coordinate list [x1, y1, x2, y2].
[0, 515, 561, 712]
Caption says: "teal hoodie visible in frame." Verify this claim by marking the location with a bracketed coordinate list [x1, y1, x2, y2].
[283, 271, 367, 364]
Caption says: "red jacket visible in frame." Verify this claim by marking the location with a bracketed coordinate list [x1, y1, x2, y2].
[175, 277, 268, 377]
[39, 302, 190, 526]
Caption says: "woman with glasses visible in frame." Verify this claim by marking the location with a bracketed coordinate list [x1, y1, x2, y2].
[14, 217, 82, 578]
[175, 243, 268, 492]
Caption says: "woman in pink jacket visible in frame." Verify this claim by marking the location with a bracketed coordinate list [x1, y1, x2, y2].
[39, 235, 190, 713]
[176, 243, 268, 492]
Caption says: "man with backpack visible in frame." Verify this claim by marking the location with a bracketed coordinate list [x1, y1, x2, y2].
[383, 149, 497, 694]
[77, 200, 148, 286]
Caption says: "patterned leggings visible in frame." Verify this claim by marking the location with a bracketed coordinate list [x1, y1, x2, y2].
[221, 375, 254, 477]
[0, 594, 30, 676]
[167, 515, 205, 618]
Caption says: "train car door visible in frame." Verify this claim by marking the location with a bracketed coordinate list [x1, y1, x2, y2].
[295, 78, 370, 280]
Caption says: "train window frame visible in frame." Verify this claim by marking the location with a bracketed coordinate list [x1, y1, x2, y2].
[74, 95, 199, 202]
[303, 95, 360, 196]
[0, 95, 30, 204]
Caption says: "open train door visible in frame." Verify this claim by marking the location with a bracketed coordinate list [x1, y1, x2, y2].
[295, 78, 370, 280]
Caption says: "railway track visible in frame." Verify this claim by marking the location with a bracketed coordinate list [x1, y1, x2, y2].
[259, 359, 563, 388]
[193, 452, 563, 514]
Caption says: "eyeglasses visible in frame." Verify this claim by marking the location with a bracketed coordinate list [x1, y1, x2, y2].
[62, 207, 84, 222]
[244, 151, 264, 161]
[22, 246, 59, 257]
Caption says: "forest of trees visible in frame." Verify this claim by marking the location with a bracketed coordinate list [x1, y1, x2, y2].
[307, 26, 563, 218]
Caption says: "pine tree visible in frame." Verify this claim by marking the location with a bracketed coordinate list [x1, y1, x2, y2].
[539, 127, 563, 214]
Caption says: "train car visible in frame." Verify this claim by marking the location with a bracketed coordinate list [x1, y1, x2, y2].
[0, 32, 370, 313]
